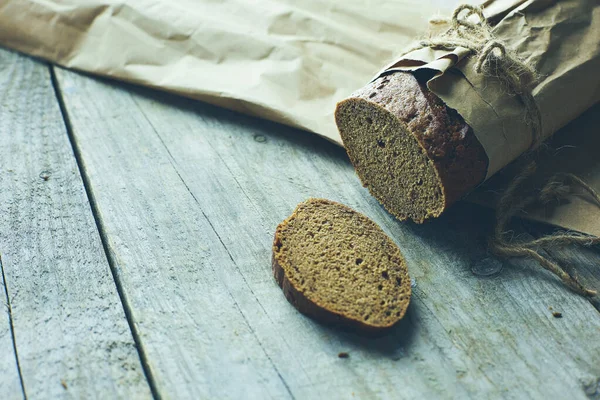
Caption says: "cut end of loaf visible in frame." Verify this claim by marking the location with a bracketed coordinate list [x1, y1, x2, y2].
[335, 72, 488, 223]
[272, 198, 411, 332]
[335, 98, 446, 223]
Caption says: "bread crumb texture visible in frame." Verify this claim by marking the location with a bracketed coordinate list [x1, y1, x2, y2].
[272, 198, 411, 331]
[335, 71, 488, 223]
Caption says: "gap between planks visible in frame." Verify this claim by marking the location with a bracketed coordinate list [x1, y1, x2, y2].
[51, 63, 600, 399]
[133, 96, 297, 399]
[49, 66, 161, 400]
[1, 254, 27, 399]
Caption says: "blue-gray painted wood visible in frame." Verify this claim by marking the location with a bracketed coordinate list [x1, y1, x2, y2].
[54, 65, 600, 400]
[0, 49, 151, 399]
[0, 255, 22, 399]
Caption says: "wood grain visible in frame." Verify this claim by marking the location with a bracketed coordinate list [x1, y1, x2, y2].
[0, 49, 151, 399]
[54, 66, 600, 400]
[0, 255, 23, 399]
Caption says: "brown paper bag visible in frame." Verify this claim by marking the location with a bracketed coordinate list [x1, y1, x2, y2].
[0, 0, 597, 234]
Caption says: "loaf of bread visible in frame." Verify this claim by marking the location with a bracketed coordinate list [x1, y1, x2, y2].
[272, 198, 411, 332]
[335, 72, 489, 223]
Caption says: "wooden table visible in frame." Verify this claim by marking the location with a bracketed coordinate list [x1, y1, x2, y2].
[1, 47, 599, 400]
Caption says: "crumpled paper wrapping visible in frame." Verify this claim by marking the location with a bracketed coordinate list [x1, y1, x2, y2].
[0, 0, 448, 142]
[0, 0, 598, 235]
[371, 0, 600, 235]
[378, 0, 600, 178]
[467, 102, 600, 237]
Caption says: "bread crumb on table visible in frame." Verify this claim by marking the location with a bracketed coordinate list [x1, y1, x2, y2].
[338, 352, 350, 359]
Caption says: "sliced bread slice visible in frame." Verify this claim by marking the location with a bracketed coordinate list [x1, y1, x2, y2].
[272, 198, 411, 332]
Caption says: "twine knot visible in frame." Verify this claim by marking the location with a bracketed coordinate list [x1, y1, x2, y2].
[474, 41, 506, 73]
[412, 4, 542, 147]
[451, 4, 486, 30]
[407, 5, 598, 296]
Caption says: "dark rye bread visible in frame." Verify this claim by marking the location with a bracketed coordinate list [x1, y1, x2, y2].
[335, 71, 489, 223]
[272, 198, 411, 332]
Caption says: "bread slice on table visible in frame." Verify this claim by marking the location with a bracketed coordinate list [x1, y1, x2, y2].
[272, 198, 411, 332]
[335, 71, 489, 223]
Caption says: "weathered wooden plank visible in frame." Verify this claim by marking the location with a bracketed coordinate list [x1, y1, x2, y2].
[54, 70, 480, 400]
[0, 49, 151, 398]
[532, 227, 600, 313]
[53, 74, 312, 400]
[0, 256, 23, 399]
[54, 67, 600, 400]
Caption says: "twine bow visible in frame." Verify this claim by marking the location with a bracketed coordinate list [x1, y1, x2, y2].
[408, 4, 542, 148]
[408, 4, 599, 296]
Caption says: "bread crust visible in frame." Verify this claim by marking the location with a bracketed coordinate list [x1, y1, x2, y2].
[272, 198, 411, 334]
[336, 72, 489, 220]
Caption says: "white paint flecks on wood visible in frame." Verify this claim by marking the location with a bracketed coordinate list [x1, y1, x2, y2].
[0, 49, 151, 399]
[54, 65, 600, 400]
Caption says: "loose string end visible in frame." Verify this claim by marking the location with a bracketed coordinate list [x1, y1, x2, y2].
[491, 161, 599, 297]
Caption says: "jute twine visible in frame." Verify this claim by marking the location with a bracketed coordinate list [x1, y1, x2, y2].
[407, 4, 542, 147]
[490, 161, 600, 296]
[412, 4, 599, 295]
